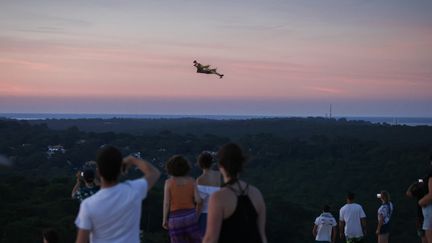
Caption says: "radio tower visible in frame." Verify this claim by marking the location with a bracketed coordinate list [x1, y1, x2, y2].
[329, 104, 332, 119]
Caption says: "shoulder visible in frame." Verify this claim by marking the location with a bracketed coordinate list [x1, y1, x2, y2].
[208, 189, 229, 207]
[196, 175, 205, 185]
[211, 170, 221, 177]
[129, 178, 148, 187]
[165, 177, 173, 184]
[356, 203, 365, 210]
[81, 193, 98, 209]
[248, 184, 263, 199]
[187, 176, 196, 183]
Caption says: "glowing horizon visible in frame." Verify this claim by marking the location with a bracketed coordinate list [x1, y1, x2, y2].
[1, 0, 431, 116]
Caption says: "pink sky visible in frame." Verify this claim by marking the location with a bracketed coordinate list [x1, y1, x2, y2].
[0, 0, 431, 116]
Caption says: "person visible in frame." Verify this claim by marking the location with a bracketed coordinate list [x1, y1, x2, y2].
[407, 180, 427, 243]
[75, 145, 161, 243]
[196, 151, 221, 236]
[162, 155, 203, 243]
[193, 60, 224, 78]
[203, 143, 267, 243]
[418, 154, 432, 243]
[71, 169, 100, 202]
[313, 205, 337, 243]
[42, 228, 59, 243]
[376, 191, 394, 243]
[339, 192, 367, 243]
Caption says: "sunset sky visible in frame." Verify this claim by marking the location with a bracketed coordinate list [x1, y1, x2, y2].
[1, 0, 431, 116]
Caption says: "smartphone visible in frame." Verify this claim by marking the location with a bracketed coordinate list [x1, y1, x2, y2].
[376, 193, 381, 198]
[419, 179, 424, 183]
[81, 172, 84, 177]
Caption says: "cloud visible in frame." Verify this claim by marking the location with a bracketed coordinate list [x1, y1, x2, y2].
[307, 86, 346, 94]
[0, 58, 51, 70]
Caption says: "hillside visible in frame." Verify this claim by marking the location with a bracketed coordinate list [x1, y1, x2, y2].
[1, 118, 431, 242]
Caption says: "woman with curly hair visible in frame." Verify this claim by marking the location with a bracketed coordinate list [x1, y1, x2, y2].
[163, 155, 202, 243]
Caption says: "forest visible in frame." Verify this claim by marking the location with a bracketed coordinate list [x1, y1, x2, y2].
[0, 117, 431, 243]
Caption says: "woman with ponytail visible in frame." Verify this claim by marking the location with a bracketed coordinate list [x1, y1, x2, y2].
[203, 143, 267, 243]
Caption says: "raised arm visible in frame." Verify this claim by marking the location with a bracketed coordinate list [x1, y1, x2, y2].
[406, 182, 416, 198]
[71, 171, 81, 199]
[419, 178, 432, 207]
[123, 156, 161, 189]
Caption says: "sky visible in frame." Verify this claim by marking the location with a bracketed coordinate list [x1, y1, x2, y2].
[0, 0, 431, 117]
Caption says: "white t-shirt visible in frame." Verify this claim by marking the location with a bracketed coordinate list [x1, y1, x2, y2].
[339, 203, 367, 238]
[75, 178, 148, 243]
[378, 202, 393, 224]
[314, 212, 337, 242]
[197, 185, 220, 213]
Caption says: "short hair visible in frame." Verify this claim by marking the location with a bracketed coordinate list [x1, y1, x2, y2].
[347, 192, 355, 201]
[42, 228, 59, 243]
[83, 169, 95, 183]
[166, 155, 190, 176]
[410, 182, 427, 198]
[380, 190, 391, 203]
[96, 145, 122, 182]
[198, 151, 214, 169]
[323, 205, 331, 212]
[218, 143, 247, 179]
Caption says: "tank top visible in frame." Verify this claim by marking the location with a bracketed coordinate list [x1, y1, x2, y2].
[218, 183, 262, 243]
[169, 178, 195, 212]
[197, 185, 220, 213]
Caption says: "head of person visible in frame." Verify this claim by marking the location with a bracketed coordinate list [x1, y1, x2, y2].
[83, 169, 95, 184]
[410, 182, 427, 199]
[193, 60, 197, 64]
[96, 145, 123, 183]
[42, 228, 59, 243]
[346, 192, 355, 203]
[166, 155, 190, 177]
[322, 205, 331, 213]
[217, 143, 247, 182]
[197, 151, 214, 170]
[379, 190, 391, 203]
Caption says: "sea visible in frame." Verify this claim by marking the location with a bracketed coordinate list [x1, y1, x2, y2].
[0, 113, 431, 126]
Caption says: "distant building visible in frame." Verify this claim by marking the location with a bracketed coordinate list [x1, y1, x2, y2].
[47, 145, 66, 157]
[132, 152, 142, 159]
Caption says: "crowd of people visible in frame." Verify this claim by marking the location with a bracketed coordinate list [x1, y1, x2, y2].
[312, 191, 392, 243]
[67, 143, 267, 243]
[312, 154, 432, 243]
[39, 147, 431, 243]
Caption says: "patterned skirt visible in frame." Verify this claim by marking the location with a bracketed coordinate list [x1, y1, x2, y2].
[168, 208, 202, 243]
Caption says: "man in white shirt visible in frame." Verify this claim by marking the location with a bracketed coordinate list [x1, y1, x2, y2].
[339, 192, 367, 243]
[75, 145, 160, 243]
[313, 205, 337, 243]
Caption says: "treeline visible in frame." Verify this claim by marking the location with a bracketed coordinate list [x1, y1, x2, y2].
[0, 118, 431, 242]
